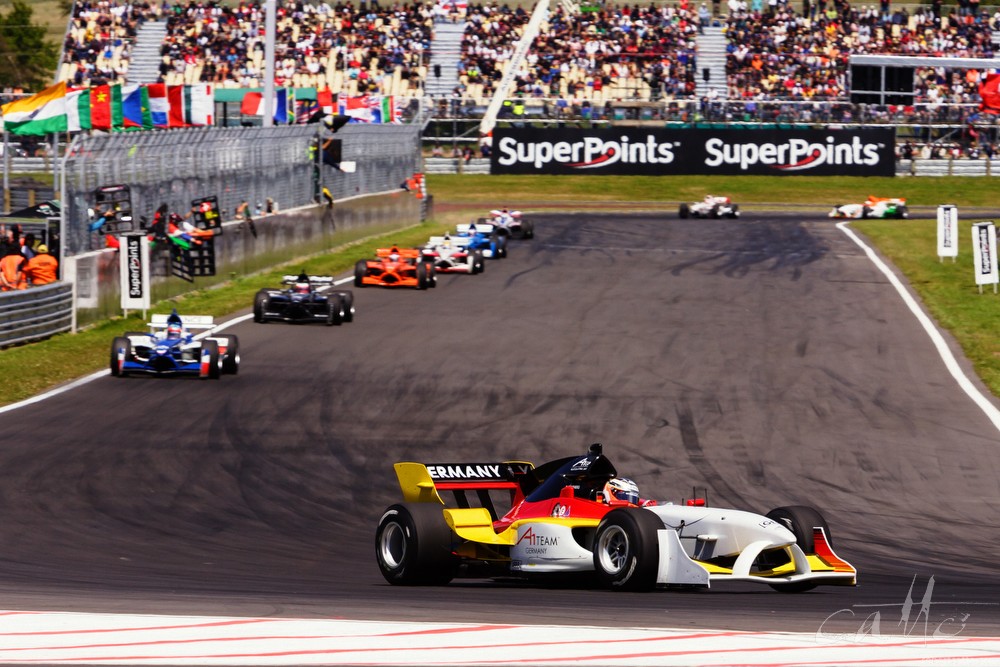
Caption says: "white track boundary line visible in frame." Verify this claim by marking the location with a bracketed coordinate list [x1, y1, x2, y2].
[837, 221, 1000, 433]
[0, 277, 353, 415]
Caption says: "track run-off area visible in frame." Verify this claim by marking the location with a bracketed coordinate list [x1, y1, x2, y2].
[0, 211, 998, 665]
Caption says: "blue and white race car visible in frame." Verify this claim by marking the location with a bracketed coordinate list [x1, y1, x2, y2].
[110, 310, 239, 379]
[253, 274, 354, 325]
[455, 222, 507, 259]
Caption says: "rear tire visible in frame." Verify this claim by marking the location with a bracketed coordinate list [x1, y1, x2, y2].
[340, 291, 354, 322]
[593, 508, 662, 592]
[474, 250, 485, 273]
[375, 503, 459, 585]
[220, 335, 240, 374]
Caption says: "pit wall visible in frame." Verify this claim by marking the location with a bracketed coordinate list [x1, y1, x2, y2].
[65, 190, 421, 327]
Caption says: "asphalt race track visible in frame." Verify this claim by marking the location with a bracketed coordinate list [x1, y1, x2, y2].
[0, 210, 999, 644]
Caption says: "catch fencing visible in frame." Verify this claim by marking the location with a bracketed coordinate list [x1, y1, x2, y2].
[61, 123, 421, 255]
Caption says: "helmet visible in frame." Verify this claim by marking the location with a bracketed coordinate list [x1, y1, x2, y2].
[294, 282, 310, 294]
[603, 478, 640, 505]
[166, 323, 182, 339]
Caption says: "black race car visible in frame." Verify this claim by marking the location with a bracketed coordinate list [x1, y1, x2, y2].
[253, 274, 354, 325]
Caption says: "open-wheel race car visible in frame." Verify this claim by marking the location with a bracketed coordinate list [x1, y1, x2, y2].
[422, 234, 485, 274]
[253, 274, 354, 325]
[376, 443, 856, 592]
[482, 209, 534, 239]
[355, 246, 438, 289]
[110, 310, 239, 379]
[679, 195, 740, 219]
[829, 196, 909, 219]
[455, 222, 507, 259]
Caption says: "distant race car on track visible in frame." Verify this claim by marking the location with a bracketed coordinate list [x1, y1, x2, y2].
[422, 234, 485, 274]
[355, 246, 438, 289]
[483, 209, 534, 239]
[829, 196, 909, 219]
[110, 310, 238, 379]
[455, 222, 507, 259]
[679, 195, 740, 219]
[254, 274, 354, 325]
[375, 443, 857, 592]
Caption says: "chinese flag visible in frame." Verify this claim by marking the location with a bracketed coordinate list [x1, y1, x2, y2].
[90, 84, 122, 130]
[979, 72, 1000, 114]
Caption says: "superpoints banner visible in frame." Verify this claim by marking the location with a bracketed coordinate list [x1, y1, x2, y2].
[490, 128, 895, 176]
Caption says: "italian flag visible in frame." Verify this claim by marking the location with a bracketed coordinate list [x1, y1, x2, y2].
[1, 82, 68, 135]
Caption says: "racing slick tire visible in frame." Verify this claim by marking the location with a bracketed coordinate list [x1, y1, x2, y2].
[729, 205, 740, 218]
[427, 263, 437, 288]
[354, 260, 368, 287]
[496, 234, 508, 258]
[339, 290, 355, 322]
[473, 250, 485, 273]
[710, 205, 720, 219]
[679, 203, 690, 219]
[860, 205, 871, 219]
[416, 261, 429, 290]
[110, 337, 131, 377]
[593, 508, 662, 592]
[375, 503, 459, 586]
[896, 206, 909, 219]
[326, 295, 344, 326]
[253, 290, 269, 323]
[200, 340, 222, 379]
[764, 505, 832, 593]
[524, 220, 535, 239]
[220, 335, 240, 374]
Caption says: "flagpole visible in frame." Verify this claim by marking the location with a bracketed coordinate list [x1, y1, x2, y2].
[3, 130, 9, 214]
[263, 0, 276, 127]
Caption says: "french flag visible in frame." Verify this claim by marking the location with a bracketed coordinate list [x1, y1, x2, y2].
[240, 89, 289, 123]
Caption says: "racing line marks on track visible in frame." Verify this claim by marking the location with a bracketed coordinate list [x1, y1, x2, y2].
[836, 221, 1000, 434]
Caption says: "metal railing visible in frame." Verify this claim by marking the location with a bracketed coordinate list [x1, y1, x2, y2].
[0, 283, 73, 349]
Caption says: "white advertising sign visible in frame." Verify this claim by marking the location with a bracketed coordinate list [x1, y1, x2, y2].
[118, 233, 150, 311]
[937, 205, 958, 258]
[972, 221, 998, 288]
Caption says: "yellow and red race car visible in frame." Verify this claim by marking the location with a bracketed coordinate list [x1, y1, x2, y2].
[354, 246, 437, 289]
[375, 443, 857, 592]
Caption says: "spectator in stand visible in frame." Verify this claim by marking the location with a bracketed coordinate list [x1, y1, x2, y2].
[23, 244, 58, 286]
[0, 245, 26, 291]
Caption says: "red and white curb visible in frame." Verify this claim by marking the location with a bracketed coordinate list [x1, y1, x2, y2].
[0, 611, 996, 665]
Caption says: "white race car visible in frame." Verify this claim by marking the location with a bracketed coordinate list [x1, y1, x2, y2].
[421, 235, 485, 274]
[829, 197, 909, 219]
[679, 195, 740, 219]
[485, 209, 534, 239]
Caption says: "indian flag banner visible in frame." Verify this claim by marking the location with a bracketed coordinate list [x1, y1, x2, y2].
[1, 82, 68, 135]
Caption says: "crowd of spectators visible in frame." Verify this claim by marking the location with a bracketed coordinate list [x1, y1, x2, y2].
[457, 2, 701, 102]
[59, 1, 434, 97]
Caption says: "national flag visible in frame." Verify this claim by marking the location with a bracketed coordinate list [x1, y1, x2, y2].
[122, 84, 152, 129]
[979, 72, 1000, 114]
[66, 88, 91, 132]
[0, 82, 68, 135]
[338, 95, 371, 123]
[146, 83, 169, 127]
[90, 84, 122, 130]
[167, 85, 187, 127]
[296, 98, 320, 124]
[186, 84, 214, 125]
[317, 87, 334, 113]
[241, 89, 291, 123]
[369, 95, 401, 124]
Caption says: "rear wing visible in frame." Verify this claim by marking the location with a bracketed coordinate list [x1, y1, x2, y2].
[282, 275, 335, 286]
[375, 247, 422, 258]
[457, 222, 495, 235]
[149, 314, 215, 330]
[425, 236, 470, 248]
[394, 460, 535, 520]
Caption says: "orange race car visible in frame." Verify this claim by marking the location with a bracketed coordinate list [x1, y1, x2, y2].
[354, 246, 438, 289]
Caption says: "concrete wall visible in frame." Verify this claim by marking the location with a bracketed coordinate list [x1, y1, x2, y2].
[65, 189, 421, 327]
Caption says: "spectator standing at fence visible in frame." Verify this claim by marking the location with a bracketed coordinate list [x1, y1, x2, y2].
[23, 244, 58, 286]
[20, 232, 37, 260]
[0, 245, 26, 291]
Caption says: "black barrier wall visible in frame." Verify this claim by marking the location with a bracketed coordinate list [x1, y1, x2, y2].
[490, 128, 897, 176]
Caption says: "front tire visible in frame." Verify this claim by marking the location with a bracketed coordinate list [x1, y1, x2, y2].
[592, 508, 662, 592]
[339, 291, 354, 322]
[765, 505, 831, 593]
[253, 290, 268, 323]
[201, 340, 221, 379]
[416, 261, 429, 289]
[679, 203, 690, 219]
[326, 294, 344, 326]
[110, 337, 131, 377]
[375, 503, 459, 585]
